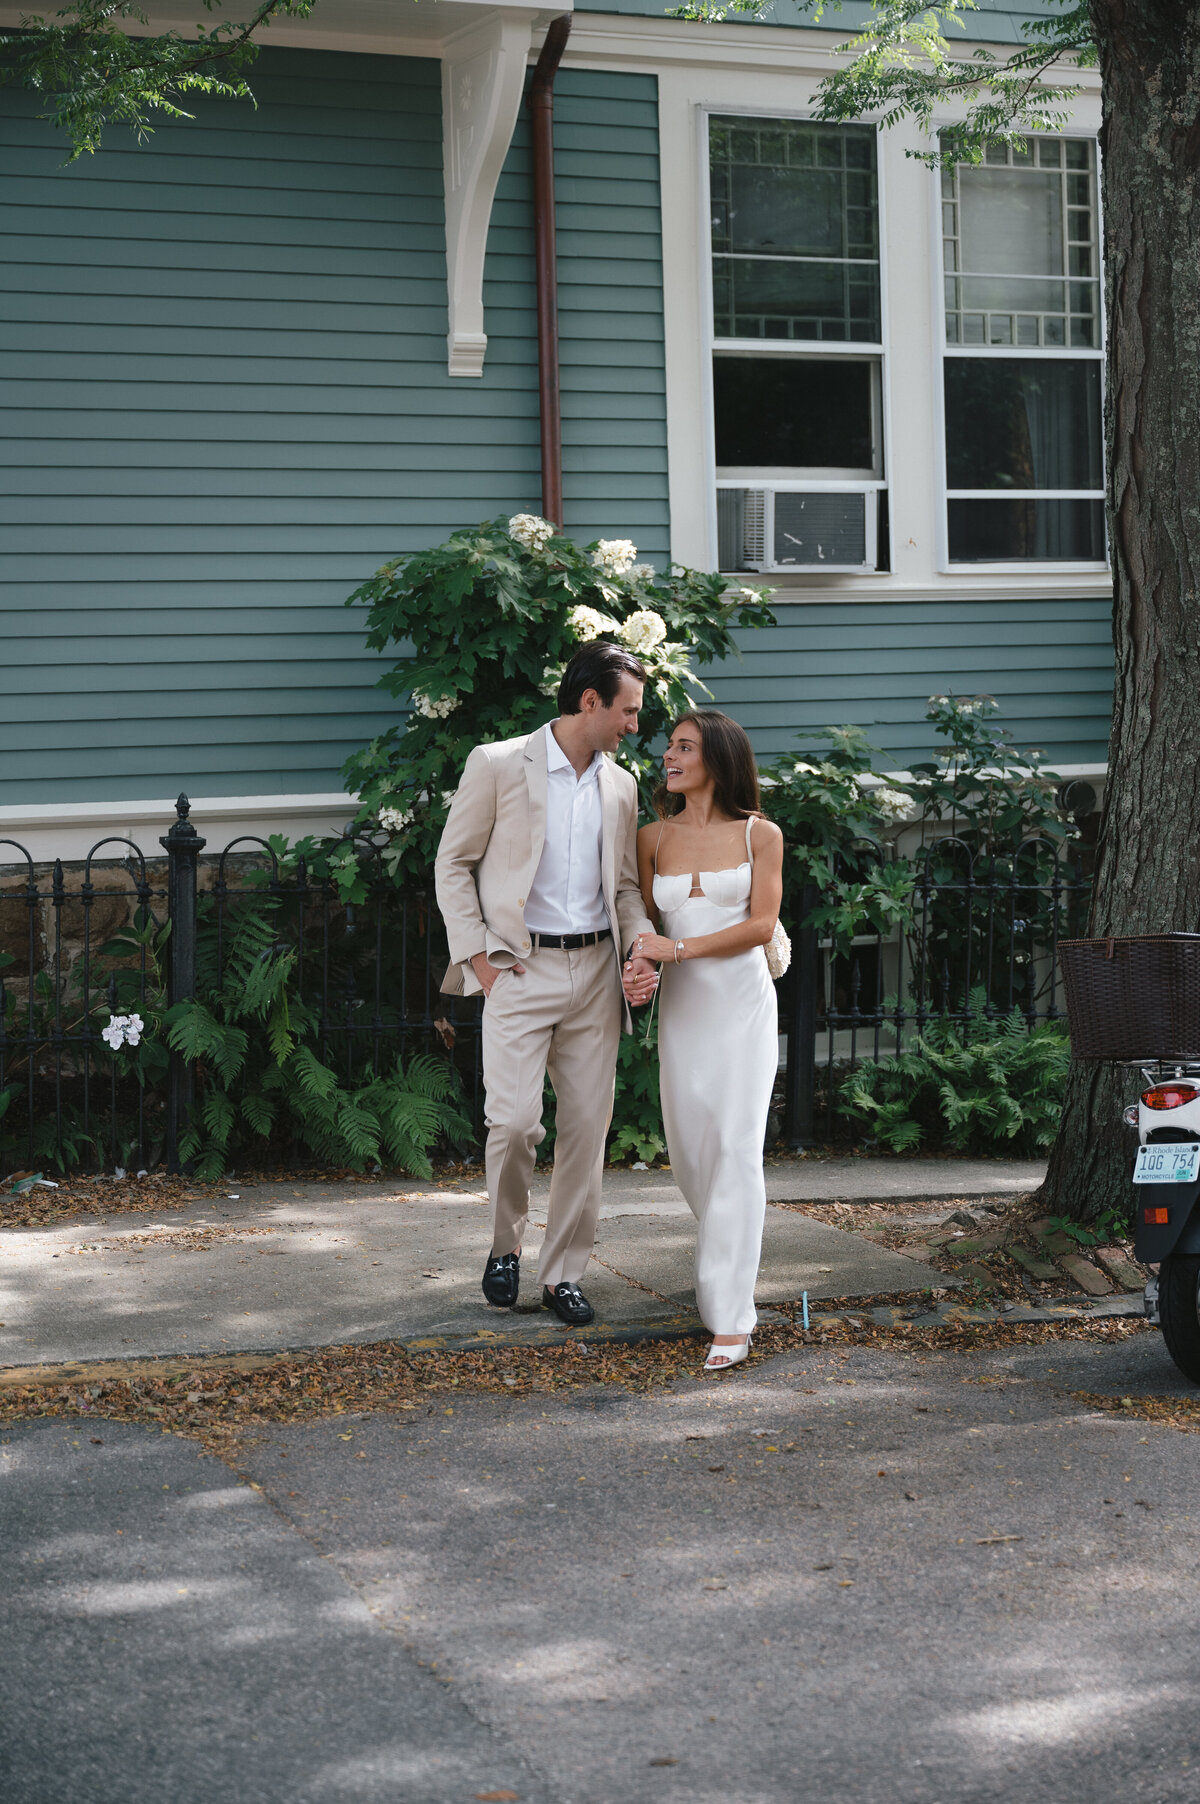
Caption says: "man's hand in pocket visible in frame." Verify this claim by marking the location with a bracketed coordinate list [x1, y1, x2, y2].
[471, 953, 526, 996]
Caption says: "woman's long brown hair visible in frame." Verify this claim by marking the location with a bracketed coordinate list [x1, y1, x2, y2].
[652, 710, 763, 821]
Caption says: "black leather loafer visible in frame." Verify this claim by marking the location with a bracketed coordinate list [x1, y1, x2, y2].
[542, 1281, 595, 1326]
[482, 1250, 520, 1307]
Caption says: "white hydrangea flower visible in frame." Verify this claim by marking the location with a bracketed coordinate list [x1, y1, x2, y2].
[508, 513, 555, 553]
[567, 604, 613, 642]
[412, 689, 457, 720]
[629, 562, 656, 583]
[102, 1013, 144, 1050]
[591, 538, 638, 577]
[871, 786, 919, 823]
[378, 804, 413, 834]
[792, 761, 820, 777]
[618, 609, 668, 655]
[928, 694, 949, 707]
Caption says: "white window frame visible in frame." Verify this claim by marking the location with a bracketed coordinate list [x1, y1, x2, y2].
[933, 134, 1108, 576]
[701, 103, 892, 576]
[637, 35, 1104, 599]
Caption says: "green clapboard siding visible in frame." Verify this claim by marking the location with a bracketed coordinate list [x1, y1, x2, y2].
[0, 52, 668, 805]
[575, 0, 1061, 44]
[704, 597, 1113, 770]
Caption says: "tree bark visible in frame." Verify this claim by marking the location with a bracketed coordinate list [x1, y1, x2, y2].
[1038, 2, 1200, 1218]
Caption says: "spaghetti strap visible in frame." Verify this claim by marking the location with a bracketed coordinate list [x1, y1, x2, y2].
[653, 821, 668, 874]
[744, 816, 755, 864]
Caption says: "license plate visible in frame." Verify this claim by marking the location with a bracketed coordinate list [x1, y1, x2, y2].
[1133, 1143, 1200, 1184]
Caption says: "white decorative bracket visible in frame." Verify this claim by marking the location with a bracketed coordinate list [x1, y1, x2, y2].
[442, 10, 539, 377]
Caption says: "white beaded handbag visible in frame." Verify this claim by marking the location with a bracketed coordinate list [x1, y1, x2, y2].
[765, 919, 791, 980]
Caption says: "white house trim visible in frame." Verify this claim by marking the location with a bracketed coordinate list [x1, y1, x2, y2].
[0, 796, 358, 867]
[441, 9, 544, 375]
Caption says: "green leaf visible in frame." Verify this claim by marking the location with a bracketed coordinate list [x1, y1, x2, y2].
[240, 1091, 276, 1137]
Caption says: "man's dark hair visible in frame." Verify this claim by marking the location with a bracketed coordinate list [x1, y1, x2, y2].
[557, 642, 648, 715]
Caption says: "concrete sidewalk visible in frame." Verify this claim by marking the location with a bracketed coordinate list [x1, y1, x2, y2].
[0, 1157, 1045, 1368]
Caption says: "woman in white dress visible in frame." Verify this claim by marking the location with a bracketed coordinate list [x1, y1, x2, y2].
[624, 711, 783, 1371]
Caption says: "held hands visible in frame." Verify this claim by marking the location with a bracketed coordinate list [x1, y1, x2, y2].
[622, 954, 659, 1007]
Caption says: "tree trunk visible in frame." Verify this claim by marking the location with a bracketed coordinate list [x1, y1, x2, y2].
[1039, 2, 1200, 1219]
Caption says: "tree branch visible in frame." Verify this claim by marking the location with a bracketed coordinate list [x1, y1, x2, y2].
[0, 0, 316, 158]
[669, 0, 1096, 164]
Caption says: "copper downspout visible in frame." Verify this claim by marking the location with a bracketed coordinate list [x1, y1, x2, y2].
[528, 15, 572, 528]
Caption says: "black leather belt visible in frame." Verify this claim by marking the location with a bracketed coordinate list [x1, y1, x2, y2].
[528, 928, 612, 951]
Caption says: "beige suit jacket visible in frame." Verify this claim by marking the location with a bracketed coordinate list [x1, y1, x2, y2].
[434, 728, 654, 1024]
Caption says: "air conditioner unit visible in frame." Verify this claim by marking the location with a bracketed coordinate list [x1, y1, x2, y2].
[717, 483, 883, 574]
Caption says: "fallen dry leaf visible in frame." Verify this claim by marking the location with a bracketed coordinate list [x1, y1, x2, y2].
[0, 1315, 1154, 1458]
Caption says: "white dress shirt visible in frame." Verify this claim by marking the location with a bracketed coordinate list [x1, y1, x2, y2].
[523, 722, 609, 935]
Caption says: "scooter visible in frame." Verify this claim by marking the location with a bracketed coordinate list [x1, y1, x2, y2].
[1126, 1064, 1200, 1381]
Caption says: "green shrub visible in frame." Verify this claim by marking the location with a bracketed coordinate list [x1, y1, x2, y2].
[341, 515, 774, 880]
[837, 995, 1070, 1155]
[165, 896, 471, 1181]
[0, 917, 171, 1173]
[608, 1020, 668, 1165]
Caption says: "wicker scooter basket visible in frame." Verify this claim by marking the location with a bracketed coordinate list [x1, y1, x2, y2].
[1058, 933, 1200, 1061]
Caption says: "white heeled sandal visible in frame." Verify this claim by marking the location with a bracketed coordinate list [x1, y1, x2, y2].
[704, 1336, 751, 1372]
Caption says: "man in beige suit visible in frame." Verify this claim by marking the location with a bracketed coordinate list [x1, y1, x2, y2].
[435, 643, 658, 1325]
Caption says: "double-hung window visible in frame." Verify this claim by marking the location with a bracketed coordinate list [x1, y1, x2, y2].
[709, 115, 887, 574]
[941, 136, 1105, 564]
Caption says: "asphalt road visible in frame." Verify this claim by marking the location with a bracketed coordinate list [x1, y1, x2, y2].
[5, 1331, 1200, 1804]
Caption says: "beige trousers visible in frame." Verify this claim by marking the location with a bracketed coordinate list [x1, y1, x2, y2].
[481, 940, 623, 1288]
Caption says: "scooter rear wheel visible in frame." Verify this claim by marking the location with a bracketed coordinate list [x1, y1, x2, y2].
[1158, 1253, 1200, 1384]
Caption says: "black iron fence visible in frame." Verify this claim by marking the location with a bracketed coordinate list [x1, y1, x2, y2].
[0, 801, 1092, 1172]
[0, 798, 485, 1174]
[782, 833, 1093, 1145]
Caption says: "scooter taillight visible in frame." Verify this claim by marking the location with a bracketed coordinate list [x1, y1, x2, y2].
[1142, 1084, 1200, 1110]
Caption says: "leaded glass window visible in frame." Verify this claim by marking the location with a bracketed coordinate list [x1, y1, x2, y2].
[942, 137, 1098, 348]
[710, 116, 880, 343]
[941, 135, 1105, 565]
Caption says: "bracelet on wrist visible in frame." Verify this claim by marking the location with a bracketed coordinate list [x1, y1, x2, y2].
[674, 939, 685, 964]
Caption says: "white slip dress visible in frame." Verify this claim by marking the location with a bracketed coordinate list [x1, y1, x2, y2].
[653, 817, 778, 1337]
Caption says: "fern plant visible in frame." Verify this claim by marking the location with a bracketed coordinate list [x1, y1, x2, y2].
[838, 993, 1070, 1155]
[166, 897, 471, 1180]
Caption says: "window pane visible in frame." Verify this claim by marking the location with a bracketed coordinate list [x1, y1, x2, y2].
[714, 357, 877, 471]
[948, 499, 1105, 562]
[944, 358, 1102, 490]
[722, 163, 847, 257]
[711, 115, 880, 342]
[942, 138, 1097, 347]
[713, 256, 875, 341]
[958, 168, 1063, 275]
[962, 276, 1066, 313]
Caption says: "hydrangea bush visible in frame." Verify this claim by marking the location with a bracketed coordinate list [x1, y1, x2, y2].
[912, 693, 1065, 850]
[342, 515, 775, 884]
